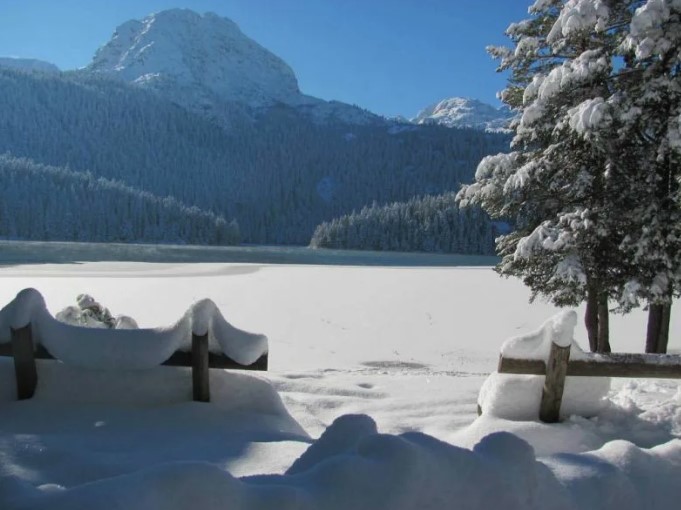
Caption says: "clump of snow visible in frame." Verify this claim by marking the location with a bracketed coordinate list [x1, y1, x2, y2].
[0, 288, 267, 369]
[547, 0, 610, 42]
[569, 97, 611, 134]
[56, 294, 138, 329]
[480, 311, 610, 420]
[502, 310, 581, 356]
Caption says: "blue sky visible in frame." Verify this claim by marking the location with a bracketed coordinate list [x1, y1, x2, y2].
[0, 0, 530, 118]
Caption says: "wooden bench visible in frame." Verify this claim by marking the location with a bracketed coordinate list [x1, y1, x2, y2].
[496, 341, 681, 423]
[0, 323, 268, 402]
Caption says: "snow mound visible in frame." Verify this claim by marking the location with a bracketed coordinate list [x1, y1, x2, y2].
[480, 311, 610, 420]
[286, 414, 378, 475]
[0, 288, 267, 369]
[18, 411, 681, 510]
[501, 310, 584, 358]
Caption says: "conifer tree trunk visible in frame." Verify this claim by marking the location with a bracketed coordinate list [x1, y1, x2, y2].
[660, 303, 671, 353]
[597, 293, 610, 353]
[646, 304, 663, 353]
[585, 285, 599, 352]
[646, 302, 672, 353]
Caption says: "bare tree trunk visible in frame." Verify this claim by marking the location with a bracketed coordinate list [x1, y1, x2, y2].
[646, 302, 672, 353]
[597, 293, 610, 353]
[585, 286, 599, 352]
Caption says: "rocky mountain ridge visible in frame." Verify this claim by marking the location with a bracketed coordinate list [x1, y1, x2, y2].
[412, 97, 513, 132]
[86, 9, 380, 126]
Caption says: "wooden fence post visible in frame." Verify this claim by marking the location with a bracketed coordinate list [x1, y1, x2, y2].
[11, 324, 38, 400]
[192, 332, 210, 402]
[539, 341, 570, 423]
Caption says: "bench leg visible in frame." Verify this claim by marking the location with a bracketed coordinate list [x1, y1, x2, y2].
[192, 333, 210, 402]
[11, 324, 38, 400]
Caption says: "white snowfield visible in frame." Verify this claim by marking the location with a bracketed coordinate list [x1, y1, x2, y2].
[0, 288, 268, 368]
[0, 259, 680, 510]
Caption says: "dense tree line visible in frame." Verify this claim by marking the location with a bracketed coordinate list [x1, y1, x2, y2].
[0, 68, 508, 246]
[0, 155, 239, 244]
[310, 194, 495, 255]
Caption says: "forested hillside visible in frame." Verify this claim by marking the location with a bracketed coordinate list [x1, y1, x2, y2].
[0, 155, 239, 244]
[310, 194, 495, 254]
[0, 68, 507, 245]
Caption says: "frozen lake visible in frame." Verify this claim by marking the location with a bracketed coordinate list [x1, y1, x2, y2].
[0, 240, 498, 267]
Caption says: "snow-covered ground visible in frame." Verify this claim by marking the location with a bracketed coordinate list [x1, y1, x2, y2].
[1, 254, 680, 509]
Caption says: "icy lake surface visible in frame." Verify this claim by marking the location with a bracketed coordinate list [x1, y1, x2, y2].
[0, 240, 498, 267]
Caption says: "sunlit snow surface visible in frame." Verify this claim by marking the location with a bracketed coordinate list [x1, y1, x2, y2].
[0, 242, 680, 509]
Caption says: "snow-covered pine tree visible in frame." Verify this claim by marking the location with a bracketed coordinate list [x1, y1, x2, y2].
[611, 0, 681, 353]
[458, 0, 637, 352]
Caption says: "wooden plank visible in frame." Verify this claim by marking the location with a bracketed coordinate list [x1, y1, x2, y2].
[539, 342, 570, 423]
[0, 342, 268, 370]
[498, 357, 546, 375]
[0, 342, 50, 360]
[10, 324, 38, 400]
[192, 332, 210, 402]
[567, 358, 681, 378]
[498, 353, 681, 379]
[163, 351, 268, 370]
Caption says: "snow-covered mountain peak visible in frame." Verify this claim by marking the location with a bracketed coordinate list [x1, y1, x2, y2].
[412, 97, 513, 132]
[88, 9, 301, 108]
[0, 57, 60, 74]
[85, 9, 380, 126]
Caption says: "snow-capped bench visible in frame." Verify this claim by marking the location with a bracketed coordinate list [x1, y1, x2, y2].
[0, 289, 269, 402]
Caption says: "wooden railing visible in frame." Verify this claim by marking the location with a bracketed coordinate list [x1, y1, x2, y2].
[0, 323, 268, 402]
[497, 342, 681, 423]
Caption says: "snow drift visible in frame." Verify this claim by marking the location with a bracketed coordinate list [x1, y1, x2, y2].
[13, 414, 681, 510]
[0, 288, 268, 369]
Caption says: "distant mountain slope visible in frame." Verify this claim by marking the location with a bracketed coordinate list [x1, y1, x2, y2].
[413, 97, 513, 132]
[0, 67, 508, 245]
[0, 10, 510, 250]
[0, 155, 239, 244]
[0, 57, 60, 74]
[86, 9, 380, 126]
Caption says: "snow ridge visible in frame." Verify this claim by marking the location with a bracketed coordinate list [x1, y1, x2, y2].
[413, 97, 514, 132]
